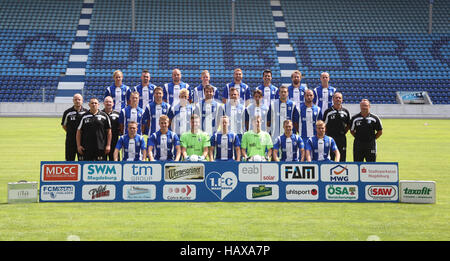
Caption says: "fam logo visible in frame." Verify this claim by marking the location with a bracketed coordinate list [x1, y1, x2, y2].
[321, 164, 359, 182]
[281, 164, 318, 182]
[205, 171, 237, 200]
[83, 164, 122, 182]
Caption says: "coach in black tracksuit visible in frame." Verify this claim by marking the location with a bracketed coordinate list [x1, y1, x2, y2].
[350, 99, 383, 162]
[61, 93, 88, 161]
[322, 92, 350, 162]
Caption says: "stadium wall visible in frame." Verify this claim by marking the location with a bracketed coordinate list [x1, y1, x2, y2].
[0, 102, 449, 119]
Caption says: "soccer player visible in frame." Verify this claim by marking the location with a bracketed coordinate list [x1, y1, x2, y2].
[113, 121, 147, 161]
[163, 68, 190, 107]
[305, 120, 340, 162]
[61, 93, 88, 161]
[322, 92, 350, 162]
[180, 114, 210, 161]
[256, 69, 279, 109]
[168, 88, 195, 137]
[350, 99, 383, 162]
[147, 115, 181, 161]
[76, 98, 112, 161]
[288, 70, 308, 107]
[267, 85, 299, 143]
[193, 84, 223, 136]
[209, 116, 241, 161]
[191, 70, 220, 104]
[297, 89, 321, 143]
[244, 89, 269, 132]
[104, 70, 130, 112]
[102, 96, 121, 161]
[119, 91, 144, 135]
[241, 116, 273, 161]
[222, 68, 252, 106]
[273, 120, 304, 162]
[129, 69, 155, 110]
[313, 72, 336, 119]
[142, 86, 171, 136]
[217, 87, 245, 141]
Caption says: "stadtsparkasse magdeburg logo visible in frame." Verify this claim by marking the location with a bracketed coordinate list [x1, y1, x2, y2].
[42, 164, 80, 181]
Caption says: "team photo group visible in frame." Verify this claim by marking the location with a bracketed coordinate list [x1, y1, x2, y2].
[61, 68, 383, 163]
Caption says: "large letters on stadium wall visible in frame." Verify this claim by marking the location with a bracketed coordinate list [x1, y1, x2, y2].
[40, 161, 399, 203]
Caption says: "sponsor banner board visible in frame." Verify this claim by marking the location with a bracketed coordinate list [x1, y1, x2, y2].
[399, 180, 436, 204]
[8, 182, 39, 203]
[39, 161, 402, 203]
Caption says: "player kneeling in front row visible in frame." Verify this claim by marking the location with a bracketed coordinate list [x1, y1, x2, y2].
[209, 116, 241, 161]
[180, 114, 210, 161]
[273, 120, 304, 162]
[113, 121, 147, 161]
[240, 116, 273, 161]
[305, 120, 340, 162]
[147, 115, 181, 161]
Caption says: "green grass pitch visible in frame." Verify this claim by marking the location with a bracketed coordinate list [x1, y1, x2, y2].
[0, 117, 449, 241]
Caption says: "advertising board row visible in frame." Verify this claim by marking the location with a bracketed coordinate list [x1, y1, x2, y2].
[39, 161, 400, 203]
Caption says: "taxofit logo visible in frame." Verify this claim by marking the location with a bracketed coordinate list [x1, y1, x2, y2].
[42, 164, 80, 181]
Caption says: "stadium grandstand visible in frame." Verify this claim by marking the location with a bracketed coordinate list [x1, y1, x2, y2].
[0, 0, 448, 115]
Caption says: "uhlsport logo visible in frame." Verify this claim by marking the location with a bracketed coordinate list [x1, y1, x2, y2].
[365, 185, 398, 201]
[281, 164, 318, 182]
[83, 164, 122, 182]
[205, 171, 237, 200]
[285, 185, 319, 200]
[42, 164, 80, 181]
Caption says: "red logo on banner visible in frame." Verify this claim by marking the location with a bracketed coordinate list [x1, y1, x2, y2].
[43, 164, 79, 181]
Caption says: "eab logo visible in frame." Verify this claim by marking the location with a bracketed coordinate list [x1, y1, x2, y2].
[326, 185, 358, 201]
[83, 164, 122, 182]
[281, 164, 318, 182]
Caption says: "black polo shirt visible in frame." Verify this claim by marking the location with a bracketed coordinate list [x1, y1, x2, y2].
[350, 113, 383, 142]
[78, 110, 111, 151]
[102, 109, 120, 144]
[323, 106, 350, 137]
[61, 106, 88, 143]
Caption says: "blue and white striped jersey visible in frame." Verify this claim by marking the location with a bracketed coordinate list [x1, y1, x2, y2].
[210, 132, 241, 161]
[313, 86, 336, 119]
[297, 104, 321, 141]
[191, 84, 220, 104]
[167, 103, 195, 136]
[119, 106, 144, 135]
[244, 103, 269, 132]
[218, 102, 246, 136]
[115, 134, 146, 161]
[273, 133, 304, 161]
[222, 82, 252, 106]
[104, 84, 130, 112]
[288, 84, 308, 107]
[305, 135, 337, 161]
[129, 83, 156, 110]
[256, 84, 279, 109]
[163, 82, 190, 107]
[268, 100, 298, 143]
[147, 130, 180, 161]
[142, 102, 171, 136]
[193, 100, 224, 136]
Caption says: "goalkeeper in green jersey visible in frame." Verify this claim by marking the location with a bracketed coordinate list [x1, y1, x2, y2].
[240, 116, 273, 161]
[180, 114, 210, 161]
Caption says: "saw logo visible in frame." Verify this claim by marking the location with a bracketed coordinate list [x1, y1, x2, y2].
[205, 171, 237, 200]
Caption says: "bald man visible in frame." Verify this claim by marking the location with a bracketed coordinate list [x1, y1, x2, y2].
[61, 93, 88, 161]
